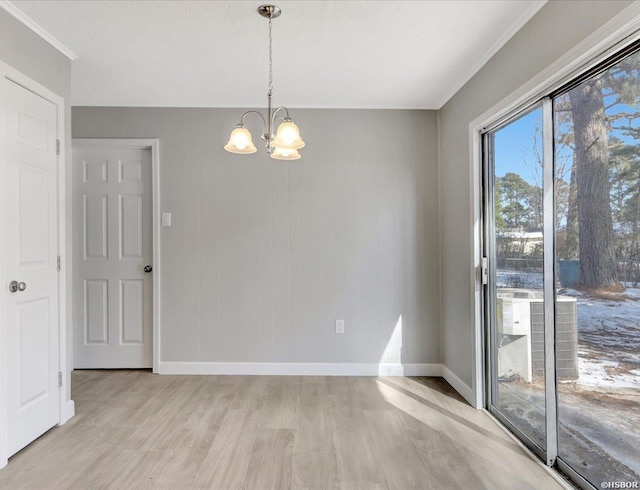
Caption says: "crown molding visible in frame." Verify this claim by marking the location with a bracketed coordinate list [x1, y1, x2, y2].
[436, 0, 547, 109]
[0, 1, 77, 60]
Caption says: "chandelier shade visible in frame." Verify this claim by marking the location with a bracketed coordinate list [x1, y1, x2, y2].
[272, 119, 305, 150]
[271, 147, 301, 160]
[224, 5, 304, 160]
[224, 126, 257, 154]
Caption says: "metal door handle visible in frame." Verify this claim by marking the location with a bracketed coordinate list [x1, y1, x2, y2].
[144, 265, 153, 273]
[9, 281, 26, 293]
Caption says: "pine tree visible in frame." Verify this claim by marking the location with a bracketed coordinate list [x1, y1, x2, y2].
[568, 78, 619, 288]
[559, 51, 640, 289]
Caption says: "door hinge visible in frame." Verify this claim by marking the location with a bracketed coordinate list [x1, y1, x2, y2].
[57, 255, 61, 272]
[481, 257, 489, 285]
[58, 371, 62, 388]
[56, 139, 60, 156]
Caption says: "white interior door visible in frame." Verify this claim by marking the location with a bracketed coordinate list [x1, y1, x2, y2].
[73, 146, 152, 368]
[3, 77, 60, 456]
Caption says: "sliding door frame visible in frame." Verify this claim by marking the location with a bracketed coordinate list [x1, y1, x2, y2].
[468, 0, 640, 411]
[541, 97, 558, 467]
[469, 8, 640, 417]
[474, 6, 640, 488]
[481, 102, 549, 464]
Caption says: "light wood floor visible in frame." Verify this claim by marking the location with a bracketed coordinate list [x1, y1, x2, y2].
[0, 371, 564, 489]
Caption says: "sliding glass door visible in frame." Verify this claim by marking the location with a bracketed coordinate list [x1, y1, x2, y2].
[485, 105, 547, 455]
[553, 50, 640, 487]
[485, 44, 640, 489]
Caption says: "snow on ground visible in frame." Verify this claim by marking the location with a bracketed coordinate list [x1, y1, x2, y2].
[569, 288, 640, 389]
[497, 270, 640, 389]
[576, 350, 640, 389]
[497, 270, 543, 289]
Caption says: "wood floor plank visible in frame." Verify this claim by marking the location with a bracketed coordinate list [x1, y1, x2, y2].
[0, 371, 565, 490]
[363, 409, 434, 490]
[152, 445, 211, 485]
[292, 452, 340, 490]
[260, 376, 300, 429]
[193, 409, 262, 489]
[243, 428, 295, 490]
[350, 377, 394, 410]
[298, 376, 331, 408]
[295, 405, 334, 453]
[231, 375, 269, 410]
[331, 425, 388, 488]
[69, 448, 161, 489]
[106, 449, 164, 489]
[407, 427, 485, 489]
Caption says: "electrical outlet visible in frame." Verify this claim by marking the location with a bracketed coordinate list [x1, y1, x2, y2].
[335, 319, 345, 334]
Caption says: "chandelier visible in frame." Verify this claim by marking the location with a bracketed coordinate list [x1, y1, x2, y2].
[224, 4, 305, 160]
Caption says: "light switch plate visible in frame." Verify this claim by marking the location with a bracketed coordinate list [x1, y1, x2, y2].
[335, 319, 345, 334]
[161, 212, 172, 227]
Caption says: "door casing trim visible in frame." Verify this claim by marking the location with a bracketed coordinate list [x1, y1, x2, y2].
[71, 138, 161, 374]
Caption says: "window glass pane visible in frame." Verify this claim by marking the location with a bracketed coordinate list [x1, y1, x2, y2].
[554, 50, 640, 486]
[490, 106, 546, 450]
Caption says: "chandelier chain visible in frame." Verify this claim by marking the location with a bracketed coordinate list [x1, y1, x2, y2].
[268, 16, 273, 94]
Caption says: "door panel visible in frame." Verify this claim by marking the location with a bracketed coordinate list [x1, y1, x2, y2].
[85, 279, 108, 344]
[18, 298, 51, 407]
[553, 54, 640, 486]
[3, 77, 60, 456]
[120, 194, 143, 258]
[84, 194, 108, 259]
[19, 166, 49, 264]
[73, 147, 152, 368]
[121, 279, 143, 343]
[485, 105, 547, 453]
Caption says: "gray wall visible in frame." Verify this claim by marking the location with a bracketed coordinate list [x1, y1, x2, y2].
[0, 9, 73, 395]
[439, 0, 634, 387]
[72, 108, 440, 365]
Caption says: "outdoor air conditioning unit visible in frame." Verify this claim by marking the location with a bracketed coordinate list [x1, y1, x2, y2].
[497, 289, 578, 383]
[531, 298, 578, 381]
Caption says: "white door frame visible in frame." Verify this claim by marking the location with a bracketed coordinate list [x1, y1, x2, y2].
[0, 60, 70, 469]
[72, 139, 161, 374]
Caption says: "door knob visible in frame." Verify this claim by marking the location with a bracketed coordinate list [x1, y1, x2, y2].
[144, 265, 153, 273]
[9, 281, 26, 293]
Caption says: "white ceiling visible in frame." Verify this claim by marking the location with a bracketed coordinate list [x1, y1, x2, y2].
[6, 0, 546, 109]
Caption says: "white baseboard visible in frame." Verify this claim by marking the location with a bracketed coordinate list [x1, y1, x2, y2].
[156, 362, 479, 407]
[157, 362, 442, 377]
[441, 365, 475, 407]
[61, 400, 75, 425]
